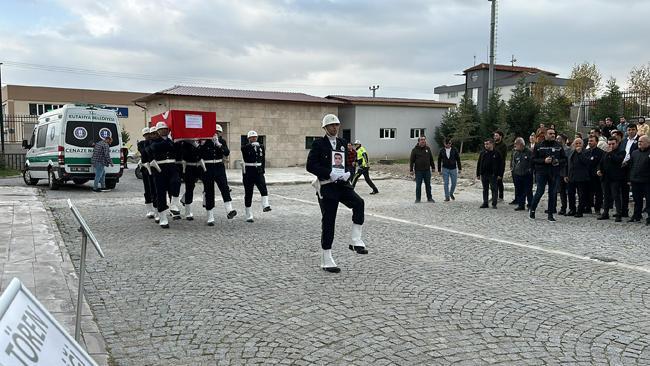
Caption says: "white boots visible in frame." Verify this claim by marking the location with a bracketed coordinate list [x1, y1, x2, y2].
[159, 209, 169, 229]
[225, 201, 237, 219]
[170, 196, 181, 219]
[262, 196, 272, 212]
[321, 250, 340, 273]
[154, 210, 160, 223]
[185, 203, 193, 221]
[207, 209, 215, 226]
[245, 207, 254, 223]
[145, 203, 155, 218]
[349, 224, 368, 254]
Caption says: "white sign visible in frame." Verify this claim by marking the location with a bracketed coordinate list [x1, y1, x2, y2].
[185, 114, 203, 129]
[0, 278, 97, 366]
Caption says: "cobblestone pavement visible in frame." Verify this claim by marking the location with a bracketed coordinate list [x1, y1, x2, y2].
[40, 172, 650, 365]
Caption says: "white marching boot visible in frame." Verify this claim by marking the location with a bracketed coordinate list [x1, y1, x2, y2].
[245, 207, 254, 223]
[261, 196, 272, 212]
[225, 201, 237, 219]
[349, 224, 368, 254]
[170, 196, 181, 219]
[145, 203, 155, 219]
[159, 210, 170, 229]
[206, 209, 215, 226]
[185, 203, 194, 221]
[321, 249, 340, 273]
[154, 210, 160, 223]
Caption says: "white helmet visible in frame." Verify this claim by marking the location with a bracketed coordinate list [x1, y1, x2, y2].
[149, 125, 157, 133]
[141, 127, 150, 136]
[354, 140, 361, 145]
[321, 114, 341, 128]
[155, 121, 169, 130]
[247, 130, 258, 138]
[216, 124, 223, 132]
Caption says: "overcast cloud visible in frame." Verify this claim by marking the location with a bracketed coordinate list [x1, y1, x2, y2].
[1, 0, 649, 99]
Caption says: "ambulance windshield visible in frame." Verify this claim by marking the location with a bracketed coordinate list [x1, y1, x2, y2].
[65, 121, 119, 147]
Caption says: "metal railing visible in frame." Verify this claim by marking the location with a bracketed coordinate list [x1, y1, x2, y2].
[2, 114, 37, 143]
[1, 153, 25, 171]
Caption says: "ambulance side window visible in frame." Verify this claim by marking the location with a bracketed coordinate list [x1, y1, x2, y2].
[45, 124, 58, 147]
[36, 125, 48, 148]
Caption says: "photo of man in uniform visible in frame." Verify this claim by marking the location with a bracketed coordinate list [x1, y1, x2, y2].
[332, 152, 345, 172]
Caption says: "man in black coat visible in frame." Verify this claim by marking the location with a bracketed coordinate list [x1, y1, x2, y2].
[493, 131, 508, 201]
[620, 124, 639, 217]
[241, 130, 271, 223]
[585, 135, 605, 214]
[597, 137, 626, 221]
[565, 138, 591, 217]
[307, 114, 367, 273]
[628, 135, 650, 225]
[137, 127, 156, 219]
[476, 139, 502, 209]
[529, 128, 567, 222]
[147, 122, 181, 229]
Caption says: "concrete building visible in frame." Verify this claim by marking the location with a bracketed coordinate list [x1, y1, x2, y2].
[134, 85, 340, 168]
[326, 95, 455, 159]
[1, 84, 148, 152]
[434, 63, 571, 112]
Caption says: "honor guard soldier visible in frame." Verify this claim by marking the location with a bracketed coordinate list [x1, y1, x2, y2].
[147, 121, 182, 228]
[241, 130, 271, 222]
[179, 139, 202, 220]
[199, 124, 237, 225]
[168, 131, 183, 220]
[137, 127, 157, 219]
[307, 114, 368, 273]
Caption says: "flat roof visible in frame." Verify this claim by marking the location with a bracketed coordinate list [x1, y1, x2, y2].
[463, 63, 558, 76]
[326, 95, 455, 108]
[2, 84, 149, 105]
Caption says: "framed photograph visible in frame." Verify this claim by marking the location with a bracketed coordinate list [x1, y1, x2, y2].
[331, 152, 346, 175]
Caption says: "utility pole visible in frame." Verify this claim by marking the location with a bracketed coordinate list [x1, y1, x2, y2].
[488, 0, 497, 101]
[0, 62, 5, 154]
[369, 85, 379, 97]
[510, 55, 517, 67]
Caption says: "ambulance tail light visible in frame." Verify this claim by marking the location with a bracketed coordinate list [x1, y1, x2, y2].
[57, 146, 65, 165]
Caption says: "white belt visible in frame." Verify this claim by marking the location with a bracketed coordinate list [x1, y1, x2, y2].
[204, 159, 223, 164]
[157, 159, 176, 165]
[183, 161, 201, 166]
[244, 163, 262, 167]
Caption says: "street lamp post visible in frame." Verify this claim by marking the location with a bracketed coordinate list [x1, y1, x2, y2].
[0, 62, 5, 154]
[487, 0, 497, 101]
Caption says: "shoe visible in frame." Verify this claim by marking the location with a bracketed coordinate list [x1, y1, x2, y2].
[207, 209, 215, 226]
[245, 207, 254, 223]
[597, 214, 610, 220]
[498, 197, 504, 202]
[574, 213, 583, 218]
[450, 194, 455, 200]
[414, 200, 421, 203]
[509, 200, 517, 205]
[514, 206, 525, 211]
[595, 209, 601, 215]
[349, 224, 368, 254]
[566, 210, 575, 217]
[224, 201, 237, 219]
[145, 203, 155, 219]
[559, 209, 566, 216]
[444, 198, 450, 202]
[547, 215, 556, 222]
[370, 191, 379, 195]
[529, 210, 536, 219]
[646, 218, 650, 226]
[261, 196, 272, 212]
[185, 203, 194, 221]
[491, 205, 497, 209]
[159, 209, 170, 229]
[544, 209, 548, 214]
[427, 198, 435, 203]
[480, 204, 489, 208]
[615, 216, 622, 222]
[100, 188, 111, 192]
[321, 249, 340, 273]
[92, 188, 101, 192]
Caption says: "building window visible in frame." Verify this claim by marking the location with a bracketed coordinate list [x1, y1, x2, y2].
[305, 136, 321, 149]
[28, 103, 64, 116]
[448, 92, 458, 98]
[380, 128, 396, 139]
[410, 128, 425, 139]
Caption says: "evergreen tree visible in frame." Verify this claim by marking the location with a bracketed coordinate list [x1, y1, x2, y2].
[435, 94, 480, 153]
[538, 88, 572, 135]
[506, 77, 540, 139]
[591, 77, 622, 123]
[480, 88, 504, 138]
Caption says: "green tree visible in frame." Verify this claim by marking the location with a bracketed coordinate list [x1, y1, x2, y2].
[506, 77, 540, 139]
[480, 88, 504, 138]
[566, 62, 601, 103]
[121, 129, 131, 146]
[538, 88, 572, 135]
[628, 62, 650, 95]
[435, 94, 480, 153]
[591, 77, 622, 123]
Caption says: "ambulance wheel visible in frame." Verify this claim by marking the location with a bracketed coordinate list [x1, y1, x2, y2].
[22, 168, 39, 186]
[48, 170, 61, 190]
[134, 166, 143, 180]
[105, 179, 117, 189]
[72, 178, 89, 185]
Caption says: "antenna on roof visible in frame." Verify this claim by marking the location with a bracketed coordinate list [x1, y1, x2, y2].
[510, 55, 517, 66]
[369, 85, 379, 97]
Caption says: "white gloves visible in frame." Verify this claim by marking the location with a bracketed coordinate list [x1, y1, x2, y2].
[341, 172, 350, 181]
[329, 171, 350, 182]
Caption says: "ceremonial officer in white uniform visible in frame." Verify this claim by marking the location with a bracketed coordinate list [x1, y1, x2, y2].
[179, 139, 202, 220]
[307, 114, 368, 273]
[241, 130, 271, 222]
[146, 121, 181, 228]
[199, 124, 237, 225]
[137, 127, 156, 219]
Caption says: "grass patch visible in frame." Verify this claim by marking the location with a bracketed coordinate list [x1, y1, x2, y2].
[0, 167, 20, 177]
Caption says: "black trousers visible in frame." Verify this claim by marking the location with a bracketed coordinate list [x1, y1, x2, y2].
[243, 170, 268, 207]
[497, 177, 504, 199]
[513, 174, 533, 208]
[203, 164, 233, 210]
[631, 182, 650, 219]
[352, 167, 378, 192]
[558, 178, 569, 211]
[142, 168, 155, 205]
[481, 175, 498, 206]
[602, 180, 623, 215]
[587, 177, 603, 211]
[318, 183, 364, 250]
[182, 165, 202, 205]
[568, 181, 588, 213]
[621, 180, 631, 215]
[153, 164, 181, 213]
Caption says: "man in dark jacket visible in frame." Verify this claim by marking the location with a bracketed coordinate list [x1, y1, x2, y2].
[510, 137, 533, 211]
[529, 128, 567, 221]
[620, 124, 639, 217]
[137, 127, 156, 218]
[597, 137, 626, 221]
[409, 136, 435, 203]
[566, 138, 590, 217]
[628, 135, 650, 224]
[307, 114, 367, 273]
[493, 131, 508, 201]
[241, 130, 271, 222]
[556, 134, 571, 215]
[437, 138, 461, 201]
[585, 135, 605, 214]
[477, 139, 502, 209]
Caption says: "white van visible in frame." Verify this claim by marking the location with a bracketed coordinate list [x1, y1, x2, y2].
[22, 105, 125, 190]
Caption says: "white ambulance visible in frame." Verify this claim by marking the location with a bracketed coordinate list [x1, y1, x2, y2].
[22, 105, 125, 190]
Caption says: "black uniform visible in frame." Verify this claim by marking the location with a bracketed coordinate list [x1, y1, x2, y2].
[530, 140, 567, 216]
[598, 148, 626, 218]
[476, 148, 503, 207]
[241, 141, 268, 207]
[585, 147, 605, 213]
[180, 140, 202, 206]
[199, 137, 233, 210]
[147, 136, 181, 213]
[307, 136, 364, 250]
[629, 148, 650, 222]
[137, 139, 156, 208]
[494, 140, 508, 200]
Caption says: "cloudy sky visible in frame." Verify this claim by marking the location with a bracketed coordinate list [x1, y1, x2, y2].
[1, 0, 649, 99]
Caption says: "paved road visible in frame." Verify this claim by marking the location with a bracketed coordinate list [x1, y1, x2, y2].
[29, 169, 650, 365]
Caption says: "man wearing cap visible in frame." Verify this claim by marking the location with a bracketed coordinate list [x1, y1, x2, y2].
[137, 127, 156, 219]
[351, 140, 379, 195]
[307, 114, 367, 273]
[199, 124, 237, 225]
[146, 121, 181, 228]
[241, 130, 271, 222]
